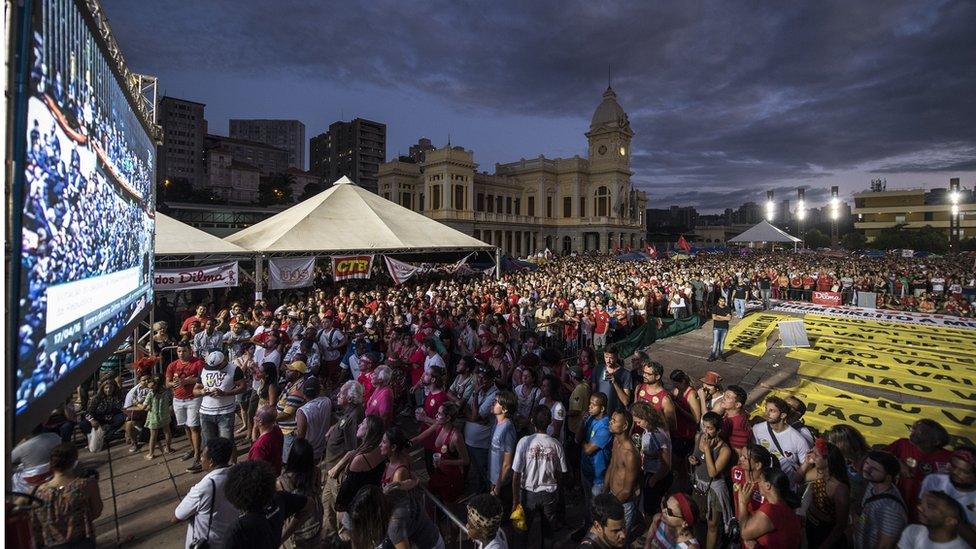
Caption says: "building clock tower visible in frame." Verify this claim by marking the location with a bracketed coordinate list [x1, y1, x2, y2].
[586, 86, 633, 173]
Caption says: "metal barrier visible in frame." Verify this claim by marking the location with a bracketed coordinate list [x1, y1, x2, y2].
[419, 486, 471, 549]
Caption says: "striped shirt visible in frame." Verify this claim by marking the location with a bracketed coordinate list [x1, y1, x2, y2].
[276, 378, 308, 435]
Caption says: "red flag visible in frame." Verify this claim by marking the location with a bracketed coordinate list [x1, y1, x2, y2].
[646, 244, 658, 258]
[613, 243, 620, 253]
[625, 245, 632, 252]
[677, 235, 691, 252]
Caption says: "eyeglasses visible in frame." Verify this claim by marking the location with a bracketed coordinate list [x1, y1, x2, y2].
[661, 504, 681, 519]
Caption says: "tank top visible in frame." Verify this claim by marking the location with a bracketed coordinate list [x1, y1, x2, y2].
[637, 385, 669, 408]
[756, 500, 801, 549]
[382, 461, 412, 488]
[433, 425, 462, 474]
[672, 387, 696, 440]
[298, 396, 331, 461]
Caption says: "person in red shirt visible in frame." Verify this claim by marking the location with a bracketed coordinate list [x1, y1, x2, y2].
[180, 305, 210, 339]
[592, 304, 610, 348]
[720, 385, 752, 452]
[165, 342, 205, 471]
[416, 368, 449, 428]
[248, 406, 283, 476]
[732, 443, 777, 517]
[817, 273, 834, 292]
[737, 467, 801, 549]
[886, 418, 952, 521]
[356, 352, 379, 404]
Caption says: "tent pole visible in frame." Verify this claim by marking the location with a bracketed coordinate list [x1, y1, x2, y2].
[495, 247, 501, 281]
[255, 254, 264, 301]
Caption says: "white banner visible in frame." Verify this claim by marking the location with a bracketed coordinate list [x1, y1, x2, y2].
[268, 257, 316, 290]
[772, 300, 976, 330]
[901, 249, 915, 258]
[154, 262, 239, 291]
[384, 256, 423, 285]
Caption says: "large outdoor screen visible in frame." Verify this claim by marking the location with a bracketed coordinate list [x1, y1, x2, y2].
[12, 0, 155, 430]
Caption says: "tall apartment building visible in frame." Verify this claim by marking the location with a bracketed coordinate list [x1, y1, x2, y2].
[157, 96, 208, 188]
[309, 118, 386, 193]
[377, 86, 646, 256]
[229, 119, 306, 169]
[204, 135, 289, 176]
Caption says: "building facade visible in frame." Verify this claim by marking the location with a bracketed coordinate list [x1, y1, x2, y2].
[229, 119, 306, 170]
[309, 118, 386, 193]
[408, 137, 435, 164]
[853, 181, 974, 241]
[206, 148, 262, 204]
[377, 87, 646, 256]
[204, 134, 289, 177]
[157, 96, 208, 188]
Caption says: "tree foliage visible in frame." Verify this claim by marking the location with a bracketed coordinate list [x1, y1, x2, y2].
[840, 231, 867, 250]
[299, 182, 325, 201]
[871, 225, 948, 254]
[804, 229, 831, 249]
[258, 172, 295, 205]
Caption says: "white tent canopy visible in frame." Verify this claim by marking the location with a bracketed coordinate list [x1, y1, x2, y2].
[728, 220, 802, 243]
[154, 212, 250, 256]
[225, 176, 495, 254]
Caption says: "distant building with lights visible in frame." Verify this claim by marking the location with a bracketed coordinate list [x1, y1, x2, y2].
[852, 178, 974, 241]
[377, 86, 647, 255]
[157, 96, 208, 189]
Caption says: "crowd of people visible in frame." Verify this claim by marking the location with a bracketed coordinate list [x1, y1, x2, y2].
[13, 252, 976, 548]
[17, 28, 155, 414]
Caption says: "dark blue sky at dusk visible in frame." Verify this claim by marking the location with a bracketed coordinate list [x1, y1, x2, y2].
[103, 0, 976, 212]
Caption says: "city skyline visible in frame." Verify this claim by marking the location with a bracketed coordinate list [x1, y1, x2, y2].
[104, 0, 975, 213]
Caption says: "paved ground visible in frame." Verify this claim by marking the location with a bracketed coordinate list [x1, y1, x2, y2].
[84, 309, 950, 547]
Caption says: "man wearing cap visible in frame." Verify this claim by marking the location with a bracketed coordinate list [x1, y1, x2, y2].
[193, 351, 246, 471]
[856, 450, 908, 549]
[294, 377, 331, 462]
[276, 360, 310, 463]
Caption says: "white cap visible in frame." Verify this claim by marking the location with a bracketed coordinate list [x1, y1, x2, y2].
[205, 351, 226, 367]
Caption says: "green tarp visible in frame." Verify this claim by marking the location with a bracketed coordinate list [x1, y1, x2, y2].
[611, 315, 702, 360]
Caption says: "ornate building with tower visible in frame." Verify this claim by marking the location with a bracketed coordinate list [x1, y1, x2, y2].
[377, 86, 647, 255]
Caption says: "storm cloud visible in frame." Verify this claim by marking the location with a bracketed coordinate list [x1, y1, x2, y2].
[104, 0, 976, 210]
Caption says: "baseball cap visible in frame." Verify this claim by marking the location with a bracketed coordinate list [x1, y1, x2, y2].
[475, 364, 497, 378]
[286, 360, 308, 374]
[205, 351, 226, 367]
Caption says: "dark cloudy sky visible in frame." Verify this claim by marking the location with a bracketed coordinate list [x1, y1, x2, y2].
[103, 0, 975, 212]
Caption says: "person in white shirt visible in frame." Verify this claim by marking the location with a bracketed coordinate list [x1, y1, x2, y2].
[252, 336, 281, 371]
[423, 337, 446, 373]
[752, 396, 810, 487]
[898, 490, 970, 549]
[173, 437, 238, 548]
[194, 352, 246, 467]
[466, 493, 509, 549]
[919, 448, 976, 547]
[511, 405, 568, 549]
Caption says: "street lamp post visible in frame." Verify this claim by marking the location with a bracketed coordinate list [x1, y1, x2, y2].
[949, 177, 961, 251]
[796, 188, 805, 248]
[829, 186, 840, 248]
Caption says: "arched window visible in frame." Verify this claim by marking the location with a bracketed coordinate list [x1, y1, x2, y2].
[595, 186, 611, 217]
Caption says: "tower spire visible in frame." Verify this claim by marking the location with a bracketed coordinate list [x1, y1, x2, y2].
[608, 63, 612, 90]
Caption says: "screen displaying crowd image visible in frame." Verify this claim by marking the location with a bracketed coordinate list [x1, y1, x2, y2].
[15, 0, 155, 423]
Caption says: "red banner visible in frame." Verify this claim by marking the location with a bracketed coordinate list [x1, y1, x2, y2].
[812, 291, 842, 306]
[332, 255, 374, 281]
